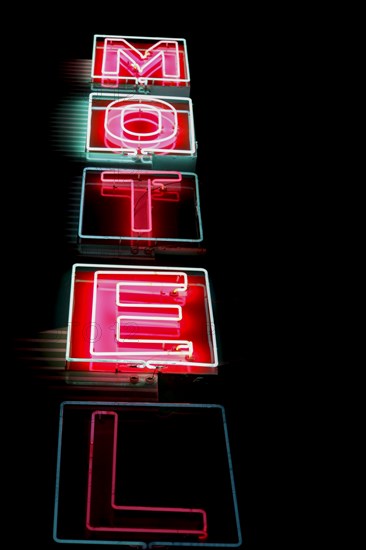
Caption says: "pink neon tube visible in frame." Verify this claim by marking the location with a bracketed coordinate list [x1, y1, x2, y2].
[86, 411, 208, 538]
[102, 39, 180, 79]
[100, 171, 182, 233]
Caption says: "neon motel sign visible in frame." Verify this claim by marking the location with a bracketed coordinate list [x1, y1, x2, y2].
[55, 34, 241, 549]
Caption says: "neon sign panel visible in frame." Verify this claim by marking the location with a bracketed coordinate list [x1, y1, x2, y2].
[86, 93, 196, 163]
[66, 264, 218, 374]
[78, 168, 203, 243]
[91, 35, 190, 91]
[53, 401, 242, 547]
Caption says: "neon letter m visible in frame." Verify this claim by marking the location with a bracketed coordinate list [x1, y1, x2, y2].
[102, 38, 180, 84]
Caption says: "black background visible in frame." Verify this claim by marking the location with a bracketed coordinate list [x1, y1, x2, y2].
[8, 10, 290, 548]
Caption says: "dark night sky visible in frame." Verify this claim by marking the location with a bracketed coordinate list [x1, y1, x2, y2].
[8, 11, 293, 549]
